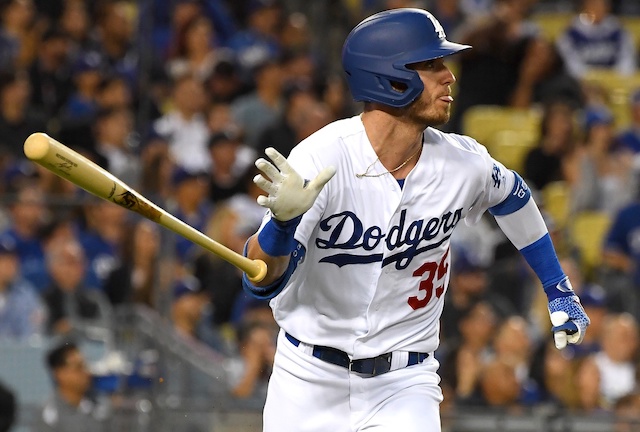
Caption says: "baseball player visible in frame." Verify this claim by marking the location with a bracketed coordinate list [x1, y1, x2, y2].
[242, 8, 590, 432]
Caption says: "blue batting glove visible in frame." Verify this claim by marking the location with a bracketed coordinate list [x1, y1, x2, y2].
[546, 278, 590, 350]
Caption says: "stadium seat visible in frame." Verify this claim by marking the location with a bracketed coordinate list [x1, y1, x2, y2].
[488, 130, 538, 173]
[462, 105, 542, 149]
[569, 211, 612, 275]
[532, 13, 639, 47]
[541, 181, 571, 230]
[531, 12, 573, 43]
[620, 16, 640, 48]
[581, 70, 640, 130]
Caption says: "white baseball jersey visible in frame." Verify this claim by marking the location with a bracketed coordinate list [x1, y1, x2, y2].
[263, 115, 515, 358]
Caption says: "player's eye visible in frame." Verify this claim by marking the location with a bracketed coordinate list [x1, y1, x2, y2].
[407, 60, 437, 71]
[423, 60, 436, 69]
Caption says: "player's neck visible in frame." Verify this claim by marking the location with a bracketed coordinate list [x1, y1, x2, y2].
[360, 111, 424, 174]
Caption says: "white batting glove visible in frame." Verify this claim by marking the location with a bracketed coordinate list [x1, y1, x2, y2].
[254, 147, 336, 222]
[548, 295, 590, 350]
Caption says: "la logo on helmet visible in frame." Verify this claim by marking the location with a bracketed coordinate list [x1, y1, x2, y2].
[425, 12, 446, 40]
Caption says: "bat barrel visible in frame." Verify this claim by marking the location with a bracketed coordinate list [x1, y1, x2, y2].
[23, 132, 268, 282]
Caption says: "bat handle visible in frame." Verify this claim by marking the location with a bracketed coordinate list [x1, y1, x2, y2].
[247, 259, 268, 283]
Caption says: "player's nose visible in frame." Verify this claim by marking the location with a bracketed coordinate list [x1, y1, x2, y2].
[442, 64, 456, 85]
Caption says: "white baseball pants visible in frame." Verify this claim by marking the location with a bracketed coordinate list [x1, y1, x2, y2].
[262, 329, 443, 432]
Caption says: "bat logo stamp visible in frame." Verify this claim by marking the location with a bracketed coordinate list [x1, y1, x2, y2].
[54, 153, 78, 174]
[55, 162, 73, 172]
[108, 182, 117, 199]
[112, 190, 162, 222]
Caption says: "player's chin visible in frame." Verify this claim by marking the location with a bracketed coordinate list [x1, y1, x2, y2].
[425, 111, 450, 127]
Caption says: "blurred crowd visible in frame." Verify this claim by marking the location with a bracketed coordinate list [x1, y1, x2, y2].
[1, 0, 640, 430]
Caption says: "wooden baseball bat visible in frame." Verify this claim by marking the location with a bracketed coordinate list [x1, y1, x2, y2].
[24, 132, 267, 283]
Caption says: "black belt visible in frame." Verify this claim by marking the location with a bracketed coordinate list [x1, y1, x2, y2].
[285, 332, 429, 377]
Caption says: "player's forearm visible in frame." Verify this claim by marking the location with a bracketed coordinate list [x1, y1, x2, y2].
[246, 235, 291, 286]
[490, 175, 567, 294]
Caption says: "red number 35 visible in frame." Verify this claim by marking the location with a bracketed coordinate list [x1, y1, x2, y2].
[407, 248, 449, 310]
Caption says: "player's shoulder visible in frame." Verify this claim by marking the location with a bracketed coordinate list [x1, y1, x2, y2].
[424, 127, 489, 156]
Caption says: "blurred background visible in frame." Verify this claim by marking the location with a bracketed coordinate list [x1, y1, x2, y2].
[0, 0, 640, 431]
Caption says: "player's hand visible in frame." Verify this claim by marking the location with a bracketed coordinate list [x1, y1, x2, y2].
[254, 147, 336, 222]
[548, 294, 590, 350]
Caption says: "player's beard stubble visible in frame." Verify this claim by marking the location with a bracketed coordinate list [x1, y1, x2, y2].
[406, 90, 451, 128]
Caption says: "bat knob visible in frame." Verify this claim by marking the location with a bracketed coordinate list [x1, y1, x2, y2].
[247, 259, 268, 283]
[24, 132, 52, 161]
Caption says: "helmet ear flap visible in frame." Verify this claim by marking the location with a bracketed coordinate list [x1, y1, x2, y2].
[390, 81, 408, 93]
[344, 65, 424, 108]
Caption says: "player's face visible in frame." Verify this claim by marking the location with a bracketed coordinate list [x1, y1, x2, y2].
[406, 58, 456, 127]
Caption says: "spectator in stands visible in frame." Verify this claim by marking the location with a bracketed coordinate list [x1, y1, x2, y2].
[0, 68, 47, 160]
[166, 167, 212, 263]
[28, 29, 72, 121]
[42, 240, 112, 336]
[576, 313, 639, 412]
[478, 358, 521, 409]
[0, 0, 39, 70]
[279, 12, 311, 53]
[207, 127, 256, 204]
[1, 181, 49, 291]
[231, 57, 284, 150]
[103, 219, 160, 308]
[257, 82, 332, 157]
[78, 199, 126, 291]
[556, 0, 636, 79]
[614, 392, 640, 432]
[153, 74, 211, 172]
[0, 380, 15, 432]
[576, 284, 610, 346]
[90, 1, 139, 90]
[490, 315, 541, 405]
[0, 233, 45, 341]
[615, 88, 640, 154]
[37, 341, 108, 432]
[322, 73, 358, 121]
[566, 105, 637, 216]
[58, 0, 91, 55]
[95, 75, 132, 113]
[207, 101, 237, 134]
[602, 196, 640, 318]
[440, 248, 514, 344]
[36, 215, 77, 280]
[61, 53, 102, 123]
[532, 337, 583, 408]
[2, 156, 38, 195]
[562, 256, 609, 355]
[167, 15, 233, 83]
[206, 57, 245, 104]
[92, 107, 140, 188]
[439, 300, 498, 406]
[226, 0, 283, 75]
[194, 185, 262, 327]
[447, 0, 573, 133]
[171, 274, 226, 353]
[138, 133, 174, 206]
[280, 48, 319, 90]
[226, 319, 275, 401]
[523, 100, 577, 192]
[156, 0, 236, 61]
[224, 165, 267, 237]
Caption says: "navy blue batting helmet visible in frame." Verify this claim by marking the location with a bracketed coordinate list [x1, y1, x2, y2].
[342, 8, 471, 108]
